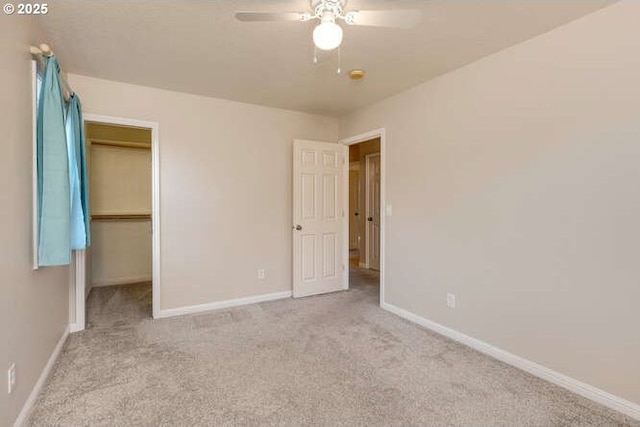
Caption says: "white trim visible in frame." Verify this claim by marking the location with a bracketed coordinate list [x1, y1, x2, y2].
[74, 114, 161, 328]
[363, 154, 370, 270]
[339, 128, 386, 305]
[74, 250, 86, 330]
[381, 302, 640, 421]
[341, 147, 350, 289]
[91, 274, 153, 288]
[31, 60, 39, 270]
[69, 323, 84, 334]
[13, 325, 70, 427]
[157, 291, 292, 319]
[364, 153, 381, 270]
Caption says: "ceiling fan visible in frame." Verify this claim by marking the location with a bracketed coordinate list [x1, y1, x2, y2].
[235, 0, 421, 51]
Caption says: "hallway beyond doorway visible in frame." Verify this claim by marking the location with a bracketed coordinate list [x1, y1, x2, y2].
[349, 265, 380, 302]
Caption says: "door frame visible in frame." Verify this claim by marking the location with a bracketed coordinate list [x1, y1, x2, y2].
[339, 128, 386, 306]
[347, 161, 360, 252]
[364, 152, 381, 270]
[70, 113, 161, 332]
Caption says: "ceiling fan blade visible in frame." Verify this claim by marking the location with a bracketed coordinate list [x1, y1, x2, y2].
[346, 10, 421, 29]
[234, 11, 308, 22]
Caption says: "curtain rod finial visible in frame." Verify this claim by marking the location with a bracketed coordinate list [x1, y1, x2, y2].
[39, 43, 52, 55]
[30, 44, 54, 57]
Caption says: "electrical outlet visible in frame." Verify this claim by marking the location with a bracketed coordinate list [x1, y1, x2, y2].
[7, 363, 16, 394]
[257, 269, 266, 280]
[446, 293, 457, 308]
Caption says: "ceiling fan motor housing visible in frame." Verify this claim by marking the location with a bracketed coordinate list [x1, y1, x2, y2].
[312, 0, 347, 20]
[311, 0, 346, 8]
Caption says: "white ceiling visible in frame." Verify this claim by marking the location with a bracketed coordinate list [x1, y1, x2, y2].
[39, 0, 615, 116]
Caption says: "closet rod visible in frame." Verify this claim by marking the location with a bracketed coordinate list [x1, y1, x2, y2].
[92, 214, 151, 221]
[90, 139, 151, 150]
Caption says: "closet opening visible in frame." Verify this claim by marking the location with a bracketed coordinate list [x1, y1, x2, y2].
[84, 121, 154, 328]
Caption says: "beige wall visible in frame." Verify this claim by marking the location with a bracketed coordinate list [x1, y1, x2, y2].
[68, 74, 339, 310]
[89, 144, 151, 215]
[340, 0, 640, 405]
[91, 220, 152, 286]
[0, 15, 70, 426]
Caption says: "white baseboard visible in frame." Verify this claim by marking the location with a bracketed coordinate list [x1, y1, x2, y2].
[157, 290, 292, 319]
[381, 302, 640, 421]
[13, 325, 70, 427]
[69, 323, 84, 333]
[92, 274, 152, 287]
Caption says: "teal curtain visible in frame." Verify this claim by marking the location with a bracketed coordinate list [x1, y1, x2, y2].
[37, 56, 71, 266]
[66, 94, 90, 249]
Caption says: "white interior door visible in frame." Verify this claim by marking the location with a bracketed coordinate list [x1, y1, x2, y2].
[348, 165, 360, 250]
[366, 153, 381, 270]
[293, 140, 345, 298]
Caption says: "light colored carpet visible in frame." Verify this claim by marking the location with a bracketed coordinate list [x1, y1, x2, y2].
[28, 271, 637, 426]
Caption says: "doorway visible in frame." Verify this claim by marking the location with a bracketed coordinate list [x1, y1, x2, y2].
[342, 132, 384, 304]
[86, 122, 153, 327]
[70, 114, 160, 332]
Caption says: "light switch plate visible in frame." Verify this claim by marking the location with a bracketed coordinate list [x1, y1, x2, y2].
[447, 293, 457, 308]
[8, 363, 15, 394]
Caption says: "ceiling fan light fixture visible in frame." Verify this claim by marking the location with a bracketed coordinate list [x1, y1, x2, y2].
[313, 13, 343, 51]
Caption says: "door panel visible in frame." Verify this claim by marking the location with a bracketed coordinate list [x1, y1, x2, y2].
[348, 168, 359, 250]
[301, 173, 316, 219]
[322, 233, 337, 278]
[301, 234, 316, 281]
[323, 174, 338, 219]
[293, 140, 345, 298]
[366, 153, 381, 270]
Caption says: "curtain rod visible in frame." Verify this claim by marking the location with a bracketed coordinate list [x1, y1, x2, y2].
[30, 43, 74, 102]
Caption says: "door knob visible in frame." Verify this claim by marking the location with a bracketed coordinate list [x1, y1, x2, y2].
[294, 225, 302, 231]
[367, 217, 373, 222]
